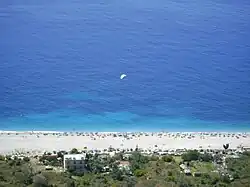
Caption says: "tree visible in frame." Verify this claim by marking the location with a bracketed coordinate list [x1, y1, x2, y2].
[129, 152, 149, 172]
[70, 148, 79, 154]
[114, 153, 123, 161]
[57, 151, 63, 158]
[111, 164, 124, 181]
[182, 150, 200, 162]
[200, 153, 213, 162]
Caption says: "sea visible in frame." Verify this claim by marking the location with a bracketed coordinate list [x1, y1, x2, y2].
[0, 0, 250, 132]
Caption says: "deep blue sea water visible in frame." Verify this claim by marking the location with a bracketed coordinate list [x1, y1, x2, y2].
[0, 0, 250, 131]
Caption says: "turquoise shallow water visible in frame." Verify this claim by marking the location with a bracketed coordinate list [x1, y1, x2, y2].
[0, 0, 250, 131]
[1, 108, 250, 132]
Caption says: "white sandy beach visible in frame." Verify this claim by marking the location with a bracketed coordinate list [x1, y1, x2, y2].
[0, 131, 250, 155]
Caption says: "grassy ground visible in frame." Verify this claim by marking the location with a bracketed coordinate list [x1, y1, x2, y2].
[173, 156, 183, 164]
[191, 161, 215, 173]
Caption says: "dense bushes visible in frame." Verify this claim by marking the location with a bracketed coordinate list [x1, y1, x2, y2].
[39, 155, 62, 167]
[200, 153, 213, 162]
[181, 150, 213, 162]
[129, 151, 149, 172]
[182, 150, 200, 162]
[226, 153, 250, 180]
[162, 155, 174, 162]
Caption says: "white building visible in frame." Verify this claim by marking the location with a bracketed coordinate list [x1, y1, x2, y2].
[63, 154, 86, 172]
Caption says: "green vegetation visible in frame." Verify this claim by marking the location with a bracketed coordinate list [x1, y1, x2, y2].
[0, 158, 33, 187]
[181, 150, 213, 163]
[0, 151, 250, 187]
[70, 148, 79, 154]
[161, 155, 174, 162]
[190, 161, 215, 173]
[200, 153, 213, 162]
[39, 155, 62, 167]
[226, 152, 250, 186]
[181, 150, 200, 162]
[129, 151, 149, 172]
[173, 155, 183, 164]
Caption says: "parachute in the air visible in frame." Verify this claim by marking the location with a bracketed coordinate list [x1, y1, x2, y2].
[120, 74, 127, 80]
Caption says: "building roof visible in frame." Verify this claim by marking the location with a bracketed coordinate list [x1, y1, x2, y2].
[180, 164, 186, 170]
[64, 154, 86, 160]
[118, 161, 130, 167]
[184, 169, 191, 174]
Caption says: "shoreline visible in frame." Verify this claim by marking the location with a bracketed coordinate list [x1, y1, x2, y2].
[1, 130, 250, 133]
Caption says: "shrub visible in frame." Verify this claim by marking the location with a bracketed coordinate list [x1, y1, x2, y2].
[221, 175, 231, 184]
[242, 151, 250, 156]
[134, 169, 147, 177]
[15, 171, 32, 185]
[150, 155, 159, 161]
[167, 176, 176, 182]
[33, 174, 48, 187]
[167, 171, 173, 176]
[0, 155, 5, 161]
[5, 155, 11, 160]
[16, 160, 21, 166]
[23, 157, 30, 162]
[66, 181, 76, 187]
[232, 173, 240, 179]
[162, 155, 173, 162]
[8, 160, 15, 166]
